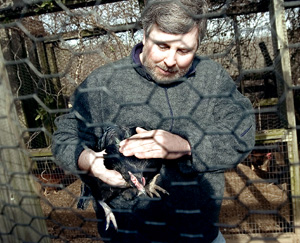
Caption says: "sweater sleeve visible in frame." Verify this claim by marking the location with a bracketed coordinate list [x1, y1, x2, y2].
[180, 64, 256, 173]
[191, 97, 255, 172]
[51, 84, 100, 174]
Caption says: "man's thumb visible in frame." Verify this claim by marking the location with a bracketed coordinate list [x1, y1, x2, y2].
[136, 127, 147, 134]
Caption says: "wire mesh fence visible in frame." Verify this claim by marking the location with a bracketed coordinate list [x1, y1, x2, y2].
[0, 0, 299, 242]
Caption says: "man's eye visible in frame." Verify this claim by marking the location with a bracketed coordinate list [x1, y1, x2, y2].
[158, 44, 168, 50]
[178, 49, 190, 54]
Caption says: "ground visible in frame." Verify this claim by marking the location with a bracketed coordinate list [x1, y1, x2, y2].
[219, 164, 292, 241]
[40, 179, 102, 242]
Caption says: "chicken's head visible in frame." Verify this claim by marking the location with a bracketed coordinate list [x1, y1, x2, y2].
[128, 171, 146, 195]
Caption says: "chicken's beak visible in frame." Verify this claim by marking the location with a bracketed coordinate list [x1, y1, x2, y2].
[128, 171, 146, 195]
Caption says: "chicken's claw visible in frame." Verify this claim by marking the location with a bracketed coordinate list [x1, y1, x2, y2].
[145, 174, 169, 198]
[98, 200, 118, 231]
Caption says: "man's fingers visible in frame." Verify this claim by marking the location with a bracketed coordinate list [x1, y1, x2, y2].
[94, 150, 106, 157]
[121, 141, 165, 157]
[134, 150, 168, 159]
[121, 133, 153, 141]
[121, 140, 160, 152]
[119, 129, 190, 160]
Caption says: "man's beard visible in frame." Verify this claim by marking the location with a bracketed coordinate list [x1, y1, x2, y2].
[143, 61, 192, 84]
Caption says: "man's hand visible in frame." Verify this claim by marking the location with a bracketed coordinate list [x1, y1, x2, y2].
[78, 149, 128, 188]
[119, 127, 191, 160]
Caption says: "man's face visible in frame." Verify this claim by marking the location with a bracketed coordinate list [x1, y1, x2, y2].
[140, 25, 199, 84]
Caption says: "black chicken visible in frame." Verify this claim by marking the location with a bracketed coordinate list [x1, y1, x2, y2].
[81, 125, 169, 231]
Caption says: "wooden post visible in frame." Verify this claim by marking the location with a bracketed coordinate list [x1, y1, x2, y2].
[270, 0, 300, 234]
[0, 32, 50, 242]
[233, 16, 244, 94]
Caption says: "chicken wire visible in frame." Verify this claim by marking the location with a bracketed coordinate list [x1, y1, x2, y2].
[221, 141, 293, 238]
[0, 0, 300, 242]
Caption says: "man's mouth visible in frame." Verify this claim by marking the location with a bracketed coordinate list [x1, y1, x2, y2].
[157, 66, 177, 75]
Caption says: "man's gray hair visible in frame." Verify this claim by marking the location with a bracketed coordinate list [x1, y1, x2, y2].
[141, 0, 208, 42]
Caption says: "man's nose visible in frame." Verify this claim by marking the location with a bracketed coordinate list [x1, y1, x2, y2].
[164, 50, 176, 67]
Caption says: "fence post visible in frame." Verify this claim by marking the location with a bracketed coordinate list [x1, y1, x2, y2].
[270, 0, 300, 234]
[0, 34, 50, 242]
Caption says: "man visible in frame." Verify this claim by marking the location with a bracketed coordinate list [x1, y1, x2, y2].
[52, 0, 255, 242]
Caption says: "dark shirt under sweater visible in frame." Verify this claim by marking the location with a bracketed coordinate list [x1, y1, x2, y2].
[52, 43, 256, 242]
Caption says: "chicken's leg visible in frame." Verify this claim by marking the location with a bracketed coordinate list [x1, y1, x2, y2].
[145, 174, 169, 198]
[98, 200, 118, 231]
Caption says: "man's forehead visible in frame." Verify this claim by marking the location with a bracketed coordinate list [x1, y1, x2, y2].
[148, 25, 198, 48]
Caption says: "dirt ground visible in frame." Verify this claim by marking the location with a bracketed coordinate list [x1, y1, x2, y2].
[40, 163, 293, 242]
[219, 163, 292, 240]
[40, 179, 102, 242]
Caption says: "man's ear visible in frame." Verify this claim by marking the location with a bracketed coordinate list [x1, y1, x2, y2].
[142, 34, 146, 46]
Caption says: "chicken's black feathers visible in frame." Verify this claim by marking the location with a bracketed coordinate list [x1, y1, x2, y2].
[97, 125, 163, 200]
[79, 125, 167, 230]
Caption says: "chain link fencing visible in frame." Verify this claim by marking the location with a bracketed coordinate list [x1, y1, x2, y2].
[0, 0, 299, 242]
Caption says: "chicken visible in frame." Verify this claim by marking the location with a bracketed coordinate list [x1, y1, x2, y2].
[91, 125, 169, 230]
[250, 151, 272, 172]
[32, 167, 77, 196]
[245, 149, 290, 192]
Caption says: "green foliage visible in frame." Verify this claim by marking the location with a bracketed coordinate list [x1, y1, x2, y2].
[35, 95, 54, 122]
[109, 45, 115, 52]
[34, 1, 55, 13]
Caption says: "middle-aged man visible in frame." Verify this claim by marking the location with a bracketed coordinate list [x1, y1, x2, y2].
[52, 0, 256, 242]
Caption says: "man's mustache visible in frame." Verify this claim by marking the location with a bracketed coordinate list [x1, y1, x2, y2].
[156, 64, 178, 73]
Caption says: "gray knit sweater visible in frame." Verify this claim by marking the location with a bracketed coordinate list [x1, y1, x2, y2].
[52, 43, 255, 242]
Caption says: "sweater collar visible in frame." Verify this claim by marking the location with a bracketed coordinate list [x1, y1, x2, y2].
[131, 42, 199, 84]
